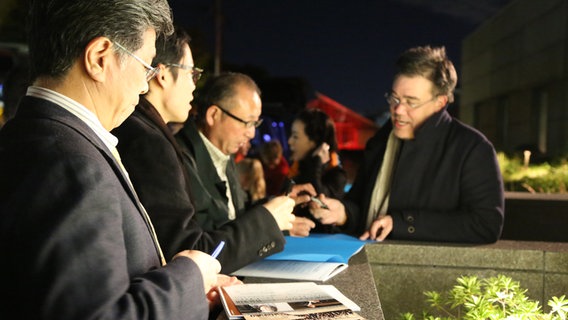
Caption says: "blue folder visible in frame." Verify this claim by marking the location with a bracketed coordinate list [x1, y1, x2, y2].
[265, 233, 367, 264]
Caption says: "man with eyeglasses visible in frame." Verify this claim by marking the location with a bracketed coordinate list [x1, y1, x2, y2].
[175, 72, 317, 265]
[0, 1, 233, 319]
[309, 46, 504, 244]
[113, 30, 310, 275]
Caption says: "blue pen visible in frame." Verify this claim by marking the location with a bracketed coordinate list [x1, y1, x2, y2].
[211, 241, 226, 258]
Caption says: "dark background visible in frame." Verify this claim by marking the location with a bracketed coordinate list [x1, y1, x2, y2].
[169, 0, 512, 117]
[0, 0, 512, 118]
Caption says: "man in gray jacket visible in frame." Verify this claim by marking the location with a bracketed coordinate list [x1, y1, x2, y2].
[0, 1, 229, 319]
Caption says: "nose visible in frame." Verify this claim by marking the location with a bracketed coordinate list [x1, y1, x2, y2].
[245, 126, 256, 139]
[391, 102, 406, 115]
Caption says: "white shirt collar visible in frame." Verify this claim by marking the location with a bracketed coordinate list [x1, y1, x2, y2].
[26, 86, 118, 151]
[199, 130, 230, 168]
[198, 129, 236, 220]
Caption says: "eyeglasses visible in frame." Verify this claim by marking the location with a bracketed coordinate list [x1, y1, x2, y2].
[385, 92, 438, 110]
[217, 105, 263, 129]
[165, 63, 203, 84]
[113, 42, 160, 82]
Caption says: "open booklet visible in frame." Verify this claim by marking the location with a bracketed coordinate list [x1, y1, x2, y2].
[232, 234, 366, 282]
[219, 282, 366, 320]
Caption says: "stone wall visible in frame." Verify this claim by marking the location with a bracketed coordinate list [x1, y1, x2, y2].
[502, 191, 568, 242]
[366, 240, 568, 319]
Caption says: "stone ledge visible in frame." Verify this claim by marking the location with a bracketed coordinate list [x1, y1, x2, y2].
[366, 240, 568, 319]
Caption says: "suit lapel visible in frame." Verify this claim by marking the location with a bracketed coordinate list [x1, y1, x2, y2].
[180, 121, 227, 201]
[226, 159, 244, 212]
[20, 97, 155, 232]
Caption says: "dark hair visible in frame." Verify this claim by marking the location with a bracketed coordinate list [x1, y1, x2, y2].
[27, 0, 173, 81]
[294, 109, 338, 152]
[396, 46, 457, 103]
[259, 140, 283, 164]
[193, 72, 260, 127]
[153, 25, 191, 81]
[2, 57, 31, 122]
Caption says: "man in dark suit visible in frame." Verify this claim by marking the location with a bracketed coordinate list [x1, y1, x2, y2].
[113, 29, 309, 274]
[0, 1, 232, 319]
[310, 46, 504, 244]
[176, 73, 318, 241]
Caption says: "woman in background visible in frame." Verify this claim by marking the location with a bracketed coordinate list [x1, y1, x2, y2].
[259, 140, 290, 196]
[288, 109, 347, 233]
[236, 158, 266, 204]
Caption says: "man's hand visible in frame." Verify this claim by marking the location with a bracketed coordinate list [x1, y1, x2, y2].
[289, 216, 316, 237]
[263, 196, 296, 230]
[309, 194, 347, 226]
[206, 275, 243, 309]
[359, 215, 393, 241]
[286, 183, 316, 205]
[173, 250, 221, 294]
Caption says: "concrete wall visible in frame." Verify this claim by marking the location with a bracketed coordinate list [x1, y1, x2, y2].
[366, 240, 568, 319]
[460, 0, 568, 156]
[502, 192, 568, 242]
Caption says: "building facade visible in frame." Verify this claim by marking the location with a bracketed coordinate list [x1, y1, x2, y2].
[460, 0, 568, 158]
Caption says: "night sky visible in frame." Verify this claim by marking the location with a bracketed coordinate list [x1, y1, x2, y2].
[170, 0, 511, 117]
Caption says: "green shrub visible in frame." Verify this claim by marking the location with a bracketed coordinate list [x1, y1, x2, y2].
[497, 152, 568, 193]
[400, 275, 568, 320]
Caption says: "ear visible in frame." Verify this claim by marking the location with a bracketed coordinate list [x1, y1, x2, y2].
[84, 37, 113, 82]
[435, 95, 449, 111]
[205, 105, 220, 127]
[152, 64, 169, 89]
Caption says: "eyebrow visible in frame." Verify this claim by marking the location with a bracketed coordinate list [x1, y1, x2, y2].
[391, 91, 420, 101]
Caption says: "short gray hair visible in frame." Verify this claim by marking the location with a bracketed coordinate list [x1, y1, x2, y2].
[28, 0, 173, 81]
[193, 72, 261, 128]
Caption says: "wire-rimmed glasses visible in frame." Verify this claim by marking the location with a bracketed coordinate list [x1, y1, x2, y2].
[384, 92, 438, 110]
[113, 42, 160, 82]
[165, 63, 203, 84]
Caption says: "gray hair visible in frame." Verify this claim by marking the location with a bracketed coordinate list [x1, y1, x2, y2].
[27, 0, 173, 81]
[193, 72, 261, 127]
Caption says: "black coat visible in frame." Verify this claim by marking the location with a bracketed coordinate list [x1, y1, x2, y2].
[113, 99, 284, 273]
[291, 155, 347, 233]
[292, 154, 347, 200]
[0, 96, 207, 319]
[176, 121, 247, 230]
[175, 121, 285, 256]
[342, 109, 504, 243]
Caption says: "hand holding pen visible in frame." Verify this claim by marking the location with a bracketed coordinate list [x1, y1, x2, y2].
[283, 179, 317, 206]
[309, 196, 329, 210]
[173, 249, 221, 294]
[309, 194, 347, 226]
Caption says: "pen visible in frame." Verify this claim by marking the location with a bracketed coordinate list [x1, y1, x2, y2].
[211, 241, 225, 258]
[310, 196, 330, 210]
[285, 179, 296, 196]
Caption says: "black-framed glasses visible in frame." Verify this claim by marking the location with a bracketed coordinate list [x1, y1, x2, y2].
[216, 105, 263, 129]
[113, 42, 160, 82]
[165, 63, 203, 84]
[385, 92, 438, 110]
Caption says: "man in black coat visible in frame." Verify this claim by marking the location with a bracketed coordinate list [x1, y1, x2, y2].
[113, 28, 308, 274]
[310, 46, 504, 244]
